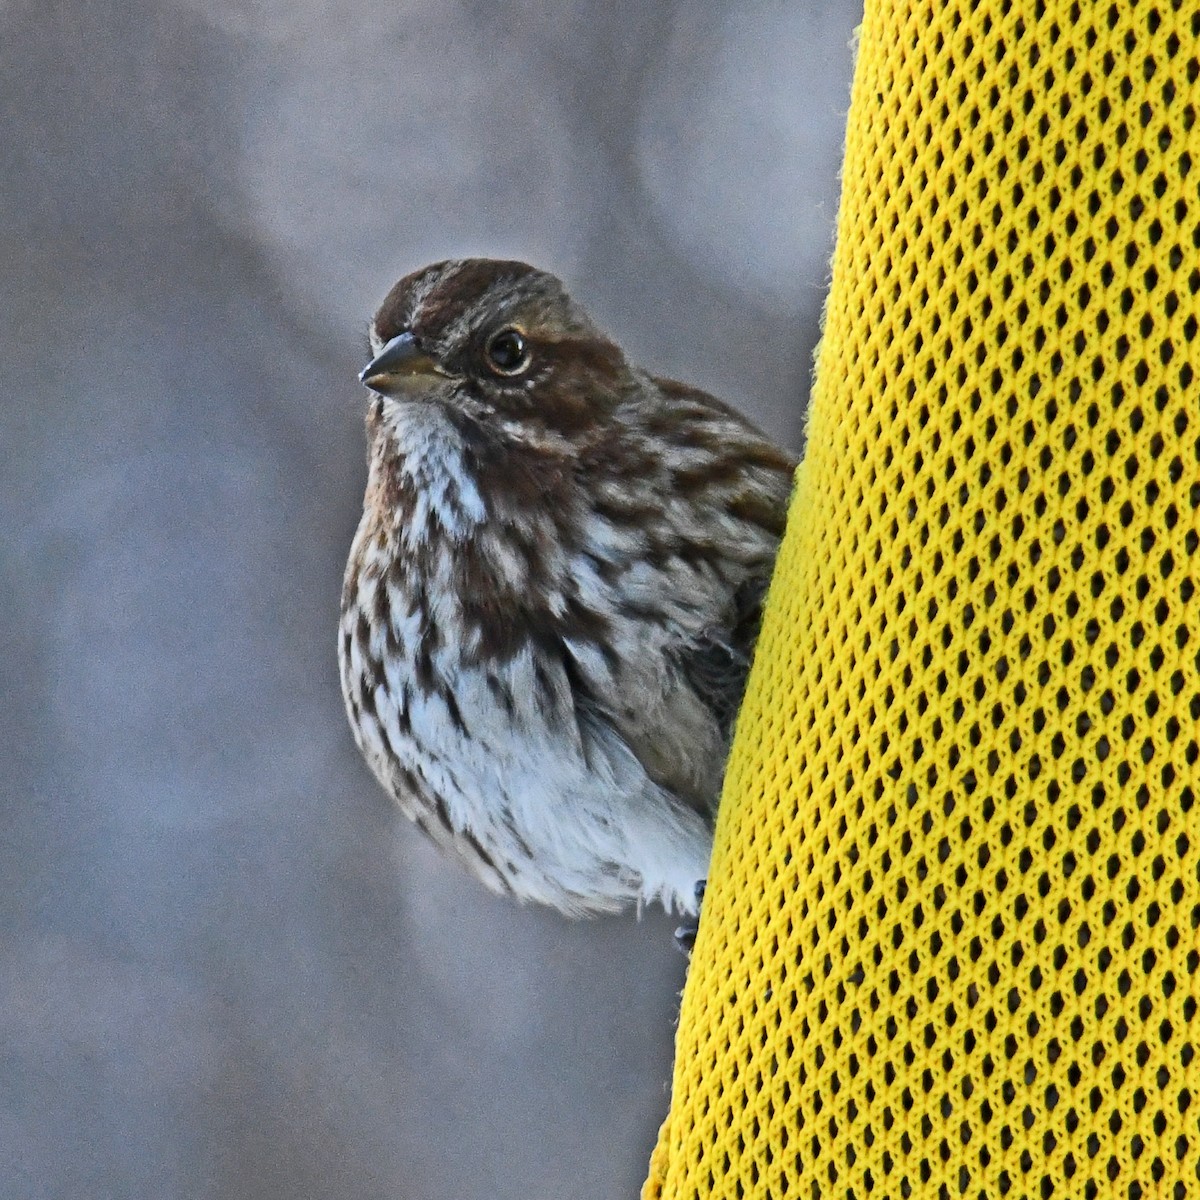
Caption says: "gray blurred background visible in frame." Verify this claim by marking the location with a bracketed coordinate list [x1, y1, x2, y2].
[0, 2, 859, 1197]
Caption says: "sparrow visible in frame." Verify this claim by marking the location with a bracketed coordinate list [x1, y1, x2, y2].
[339, 258, 796, 921]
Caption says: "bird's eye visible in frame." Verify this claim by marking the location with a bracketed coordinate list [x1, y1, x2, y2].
[484, 328, 530, 376]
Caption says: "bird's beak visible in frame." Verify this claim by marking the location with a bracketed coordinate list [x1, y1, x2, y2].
[359, 331, 441, 389]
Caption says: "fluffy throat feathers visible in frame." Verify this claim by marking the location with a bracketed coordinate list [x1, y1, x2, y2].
[365, 396, 575, 551]
[361, 395, 598, 669]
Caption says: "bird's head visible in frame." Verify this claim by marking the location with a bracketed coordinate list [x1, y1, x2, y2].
[360, 259, 633, 444]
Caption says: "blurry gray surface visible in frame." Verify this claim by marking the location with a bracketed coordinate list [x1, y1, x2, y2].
[0, 1, 859, 1197]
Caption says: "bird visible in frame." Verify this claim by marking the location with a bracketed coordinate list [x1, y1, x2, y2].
[339, 258, 796, 923]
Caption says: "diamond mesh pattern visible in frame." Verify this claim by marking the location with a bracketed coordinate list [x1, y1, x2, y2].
[644, 0, 1200, 1196]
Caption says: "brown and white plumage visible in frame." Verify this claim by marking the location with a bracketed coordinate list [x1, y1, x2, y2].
[339, 259, 795, 916]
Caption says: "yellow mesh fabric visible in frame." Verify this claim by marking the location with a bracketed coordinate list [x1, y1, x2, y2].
[645, 0, 1200, 1196]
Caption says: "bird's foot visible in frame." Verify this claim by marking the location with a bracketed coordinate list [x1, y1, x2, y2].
[673, 880, 707, 954]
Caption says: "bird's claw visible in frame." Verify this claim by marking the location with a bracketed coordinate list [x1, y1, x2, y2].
[673, 880, 707, 954]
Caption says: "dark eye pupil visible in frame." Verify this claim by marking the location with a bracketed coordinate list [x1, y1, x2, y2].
[487, 330, 527, 372]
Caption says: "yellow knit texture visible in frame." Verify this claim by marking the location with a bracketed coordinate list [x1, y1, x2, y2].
[645, 1, 1200, 1197]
